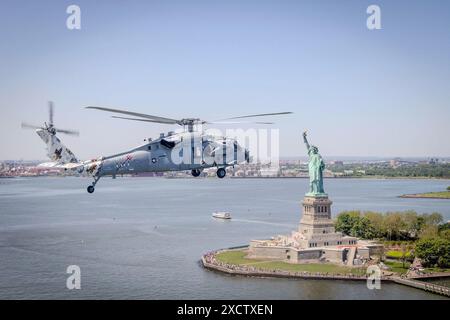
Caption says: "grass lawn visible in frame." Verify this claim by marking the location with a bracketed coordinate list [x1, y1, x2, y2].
[386, 250, 412, 259]
[215, 250, 365, 275]
[402, 191, 450, 199]
[384, 260, 411, 274]
[215, 250, 265, 265]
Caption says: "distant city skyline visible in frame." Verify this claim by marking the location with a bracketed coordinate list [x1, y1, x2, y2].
[1, 0, 449, 160]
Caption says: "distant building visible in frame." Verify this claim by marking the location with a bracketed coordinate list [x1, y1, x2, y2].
[259, 166, 279, 177]
[329, 160, 344, 166]
[390, 159, 400, 168]
[428, 158, 439, 165]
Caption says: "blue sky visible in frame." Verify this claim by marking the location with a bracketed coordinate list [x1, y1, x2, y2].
[1, 0, 449, 160]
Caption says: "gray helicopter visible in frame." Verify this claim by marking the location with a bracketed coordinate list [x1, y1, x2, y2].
[23, 103, 292, 193]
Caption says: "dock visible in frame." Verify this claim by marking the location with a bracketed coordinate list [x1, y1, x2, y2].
[392, 276, 450, 297]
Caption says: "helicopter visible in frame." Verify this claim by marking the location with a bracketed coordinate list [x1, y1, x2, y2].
[22, 102, 292, 193]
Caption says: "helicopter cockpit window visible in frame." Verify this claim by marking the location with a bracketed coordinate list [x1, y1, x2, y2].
[160, 139, 175, 149]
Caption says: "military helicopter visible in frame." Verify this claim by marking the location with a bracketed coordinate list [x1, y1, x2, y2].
[23, 103, 292, 193]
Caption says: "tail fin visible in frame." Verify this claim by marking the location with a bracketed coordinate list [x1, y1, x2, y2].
[36, 129, 78, 164]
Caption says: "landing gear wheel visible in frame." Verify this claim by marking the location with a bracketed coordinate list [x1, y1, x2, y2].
[191, 169, 201, 177]
[216, 168, 226, 179]
[87, 175, 101, 193]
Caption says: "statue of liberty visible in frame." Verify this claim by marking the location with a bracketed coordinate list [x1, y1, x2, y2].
[302, 131, 326, 196]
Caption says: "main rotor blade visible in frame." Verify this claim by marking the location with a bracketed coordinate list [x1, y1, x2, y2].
[86, 106, 180, 124]
[208, 121, 274, 125]
[215, 111, 293, 121]
[55, 128, 80, 136]
[48, 101, 54, 126]
[21, 122, 42, 130]
[111, 116, 176, 124]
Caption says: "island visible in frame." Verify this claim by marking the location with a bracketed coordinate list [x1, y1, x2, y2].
[201, 132, 450, 298]
[400, 186, 450, 199]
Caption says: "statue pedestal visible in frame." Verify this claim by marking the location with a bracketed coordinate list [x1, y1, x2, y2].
[305, 192, 328, 198]
[248, 192, 359, 265]
[296, 194, 357, 249]
[298, 195, 335, 240]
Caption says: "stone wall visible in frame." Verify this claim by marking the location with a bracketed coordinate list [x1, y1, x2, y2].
[248, 242, 290, 260]
[322, 248, 345, 263]
[297, 249, 322, 260]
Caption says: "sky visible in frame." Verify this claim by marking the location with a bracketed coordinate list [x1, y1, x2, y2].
[0, 0, 449, 160]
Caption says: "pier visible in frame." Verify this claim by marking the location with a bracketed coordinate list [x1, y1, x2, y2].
[391, 277, 450, 297]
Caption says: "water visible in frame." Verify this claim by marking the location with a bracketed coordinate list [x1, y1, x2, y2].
[0, 177, 449, 300]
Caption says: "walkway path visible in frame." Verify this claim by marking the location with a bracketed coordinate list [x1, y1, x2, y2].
[391, 277, 450, 297]
[346, 247, 356, 266]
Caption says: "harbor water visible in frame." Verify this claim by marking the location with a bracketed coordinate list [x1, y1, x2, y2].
[0, 177, 449, 299]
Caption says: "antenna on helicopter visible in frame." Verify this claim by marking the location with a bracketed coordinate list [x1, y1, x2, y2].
[21, 101, 80, 136]
[85, 106, 293, 132]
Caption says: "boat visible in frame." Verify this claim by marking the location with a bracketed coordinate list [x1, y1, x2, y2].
[212, 211, 231, 219]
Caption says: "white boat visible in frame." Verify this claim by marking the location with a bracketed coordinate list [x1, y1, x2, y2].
[212, 211, 231, 219]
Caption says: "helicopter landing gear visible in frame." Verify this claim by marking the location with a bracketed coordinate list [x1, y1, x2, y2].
[216, 168, 226, 179]
[191, 169, 202, 177]
[87, 176, 101, 194]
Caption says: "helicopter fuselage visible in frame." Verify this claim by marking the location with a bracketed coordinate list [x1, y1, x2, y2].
[79, 131, 249, 179]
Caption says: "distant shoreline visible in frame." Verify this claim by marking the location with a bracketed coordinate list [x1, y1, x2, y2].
[228, 176, 450, 180]
[399, 192, 450, 200]
[1, 175, 450, 181]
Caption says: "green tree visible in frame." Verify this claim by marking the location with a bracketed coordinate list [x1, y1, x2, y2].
[415, 237, 450, 268]
[351, 216, 377, 239]
[403, 211, 420, 239]
[383, 212, 406, 240]
[400, 243, 414, 268]
[334, 210, 446, 242]
[365, 211, 384, 238]
[335, 211, 360, 236]
[419, 225, 439, 239]
[438, 222, 449, 233]
[424, 212, 443, 226]
[440, 229, 450, 241]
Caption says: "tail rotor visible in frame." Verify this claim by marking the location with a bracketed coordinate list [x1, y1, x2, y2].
[21, 101, 79, 136]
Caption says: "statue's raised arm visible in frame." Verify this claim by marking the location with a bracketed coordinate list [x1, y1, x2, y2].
[302, 131, 310, 151]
